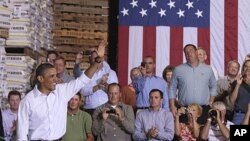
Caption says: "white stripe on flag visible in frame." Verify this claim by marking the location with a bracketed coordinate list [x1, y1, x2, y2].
[183, 27, 198, 63]
[238, 0, 250, 68]
[128, 26, 143, 84]
[156, 26, 170, 77]
[210, 0, 225, 77]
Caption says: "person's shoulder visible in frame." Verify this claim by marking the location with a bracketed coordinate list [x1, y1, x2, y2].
[162, 108, 172, 113]
[175, 64, 187, 71]
[217, 76, 227, 83]
[79, 110, 92, 119]
[161, 109, 173, 116]
[120, 102, 133, 109]
[95, 103, 107, 111]
[136, 109, 148, 117]
[155, 75, 164, 80]
[200, 63, 213, 70]
[2, 108, 10, 115]
[109, 69, 117, 74]
[68, 74, 75, 80]
[22, 90, 33, 98]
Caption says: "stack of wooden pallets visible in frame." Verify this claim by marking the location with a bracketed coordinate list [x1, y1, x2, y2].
[53, 0, 109, 73]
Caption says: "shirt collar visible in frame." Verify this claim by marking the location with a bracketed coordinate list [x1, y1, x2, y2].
[105, 102, 123, 108]
[148, 107, 162, 112]
[6, 108, 17, 115]
[186, 61, 201, 68]
[33, 85, 55, 97]
[67, 109, 80, 116]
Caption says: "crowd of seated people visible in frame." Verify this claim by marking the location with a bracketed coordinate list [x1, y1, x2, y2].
[1, 42, 250, 141]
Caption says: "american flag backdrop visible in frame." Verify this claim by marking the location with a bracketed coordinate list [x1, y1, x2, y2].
[117, 0, 250, 86]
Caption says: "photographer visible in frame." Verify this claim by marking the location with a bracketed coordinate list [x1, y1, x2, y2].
[200, 101, 233, 141]
[174, 103, 202, 141]
[92, 83, 134, 141]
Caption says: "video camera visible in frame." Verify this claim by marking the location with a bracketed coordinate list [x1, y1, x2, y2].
[209, 110, 217, 125]
[106, 107, 116, 114]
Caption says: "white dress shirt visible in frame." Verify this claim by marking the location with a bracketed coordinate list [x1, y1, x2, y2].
[80, 62, 118, 109]
[2, 109, 17, 141]
[17, 74, 90, 141]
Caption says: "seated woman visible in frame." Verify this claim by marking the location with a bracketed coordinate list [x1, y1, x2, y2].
[174, 103, 203, 141]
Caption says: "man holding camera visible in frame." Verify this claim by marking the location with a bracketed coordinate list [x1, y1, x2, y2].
[92, 83, 135, 141]
[200, 101, 233, 141]
[133, 56, 169, 113]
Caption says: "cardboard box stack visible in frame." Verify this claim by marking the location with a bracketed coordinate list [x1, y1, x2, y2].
[5, 55, 35, 97]
[6, 0, 54, 51]
[0, 0, 11, 109]
[0, 0, 53, 109]
[0, 38, 8, 109]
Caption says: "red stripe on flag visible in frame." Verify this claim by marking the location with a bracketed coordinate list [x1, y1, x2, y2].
[170, 27, 183, 66]
[198, 28, 210, 64]
[143, 26, 156, 60]
[118, 26, 129, 86]
[224, 0, 238, 74]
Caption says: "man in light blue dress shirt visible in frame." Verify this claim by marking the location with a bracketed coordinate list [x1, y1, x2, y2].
[169, 44, 217, 124]
[133, 89, 174, 141]
[133, 56, 169, 112]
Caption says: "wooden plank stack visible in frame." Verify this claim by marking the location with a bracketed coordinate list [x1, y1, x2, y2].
[53, 0, 109, 71]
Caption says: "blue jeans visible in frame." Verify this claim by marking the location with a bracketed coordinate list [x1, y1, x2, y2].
[232, 112, 245, 125]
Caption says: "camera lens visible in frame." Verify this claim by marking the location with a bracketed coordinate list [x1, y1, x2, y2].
[106, 108, 116, 114]
[209, 110, 217, 117]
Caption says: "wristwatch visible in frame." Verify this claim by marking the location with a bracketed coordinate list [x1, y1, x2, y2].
[95, 56, 102, 63]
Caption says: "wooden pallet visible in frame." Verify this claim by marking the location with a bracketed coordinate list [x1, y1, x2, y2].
[54, 0, 108, 7]
[55, 45, 90, 53]
[53, 37, 101, 46]
[54, 4, 108, 15]
[55, 45, 108, 54]
[53, 29, 107, 39]
[53, 13, 108, 23]
[60, 52, 89, 61]
[52, 0, 109, 55]
[54, 21, 108, 31]
[0, 28, 9, 38]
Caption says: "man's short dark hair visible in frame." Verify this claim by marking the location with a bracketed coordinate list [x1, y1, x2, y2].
[184, 44, 197, 53]
[8, 90, 21, 101]
[47, 51, 58, 58]
[149, 89, 163, 99]
[54, 56, 66, 65]
[107, 83, 121, 92]
[35, 63, 55, 79]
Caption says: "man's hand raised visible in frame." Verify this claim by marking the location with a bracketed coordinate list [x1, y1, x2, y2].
[97, 40, 108, 58]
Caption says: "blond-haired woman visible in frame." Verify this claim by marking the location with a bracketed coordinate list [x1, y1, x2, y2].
[174, 103, 203, 141]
